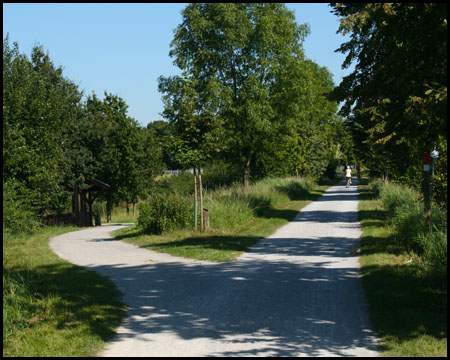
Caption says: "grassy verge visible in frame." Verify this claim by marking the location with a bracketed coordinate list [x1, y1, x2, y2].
[113, 177, 332, 262]
[357, 182, 447, 357]
[3, 226, 128, 357]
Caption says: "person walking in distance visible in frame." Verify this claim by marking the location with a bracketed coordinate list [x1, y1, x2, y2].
[346, 166, 352, 188]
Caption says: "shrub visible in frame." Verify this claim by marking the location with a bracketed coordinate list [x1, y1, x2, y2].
[156, 173, 194, 197]
[138, 193, 191, 235]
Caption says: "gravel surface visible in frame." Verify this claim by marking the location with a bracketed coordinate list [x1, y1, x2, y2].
[49, 179, 380, 357]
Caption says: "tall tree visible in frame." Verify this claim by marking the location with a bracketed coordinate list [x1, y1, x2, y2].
[161, 3, 310, 190]
[330, 3, 447, 198]
[3, 36, 83, 215]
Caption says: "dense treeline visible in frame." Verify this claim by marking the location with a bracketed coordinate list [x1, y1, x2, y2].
[3, 16, 344, 234]
[3, 4, 359, 234]
[330, 3, 447, 209]
[3, 36, 164, 232]
[4, 3, 446, 234]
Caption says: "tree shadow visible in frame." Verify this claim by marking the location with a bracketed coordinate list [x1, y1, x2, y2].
[360, 262, 447, 352]
[4, 263, 127, 343]
[89, 235, 381, 357]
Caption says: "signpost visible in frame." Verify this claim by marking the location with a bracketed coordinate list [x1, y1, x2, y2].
[430, 148, 439, 212]
[423, 152, 431, 226]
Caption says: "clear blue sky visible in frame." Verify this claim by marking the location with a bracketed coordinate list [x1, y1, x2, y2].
[3, 3, 353, 127]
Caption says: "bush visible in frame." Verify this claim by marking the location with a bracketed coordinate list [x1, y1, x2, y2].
[156, 173, 194, 197]
[202, 160, 241, 191]
[138, 193, 191, 235]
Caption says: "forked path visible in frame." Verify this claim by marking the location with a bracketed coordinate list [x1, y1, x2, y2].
[50, 179, 380, 357]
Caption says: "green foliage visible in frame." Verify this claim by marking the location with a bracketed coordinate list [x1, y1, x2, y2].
[331, 3, 447, 206]
[3, 268, 42, 345]
[3, 36, 164, 229]
[202, 160, 241, 190]
[3, 228, 127, 356]
[204, 177, 315, 230]
[156, 173, 194, 197]
[147, 120, 180, 169]
[370, 179, 447, 275]
[161, 3, 342, 188]
[378, 182, 420, 216]
[3, 181, 41, 234]
[3, 36, 83, 217]
[138, 193, 191, 235]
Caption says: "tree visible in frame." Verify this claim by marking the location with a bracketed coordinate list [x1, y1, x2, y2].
[147, 120, 180, 169]
[3, 36, 83, 218]
[62, 92, 164, 222]
[162, 3, 311, 190]
[330, 3, 447, 202]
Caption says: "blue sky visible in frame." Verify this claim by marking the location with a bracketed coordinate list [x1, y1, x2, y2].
[3, 3, 353, 127]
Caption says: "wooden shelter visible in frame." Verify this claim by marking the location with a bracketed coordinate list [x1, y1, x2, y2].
[65, 176, 110, 227]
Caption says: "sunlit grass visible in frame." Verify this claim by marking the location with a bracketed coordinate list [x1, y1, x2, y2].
[113, 177, 330, 262]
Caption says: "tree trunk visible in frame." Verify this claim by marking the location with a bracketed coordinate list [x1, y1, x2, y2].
[88, 190, 93, 226]
[423, 167, 431, 228]
[241, 152, 252, 192]
[243, 168, 250, 192]
[106, 200, 112, 223]
[74, 186, 80, 226]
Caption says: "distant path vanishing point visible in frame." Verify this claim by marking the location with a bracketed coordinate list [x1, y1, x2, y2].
[50, 178, 380, 357]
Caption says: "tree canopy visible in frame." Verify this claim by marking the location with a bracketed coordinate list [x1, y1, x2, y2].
[330, 3, 447, 206]
[3, 36, 163, 230]
[159, 3, 342, 188]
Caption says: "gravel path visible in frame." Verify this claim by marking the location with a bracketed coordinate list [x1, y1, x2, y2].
[49, 179, 380, 357]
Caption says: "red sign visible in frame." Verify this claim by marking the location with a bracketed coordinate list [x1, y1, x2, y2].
[423, 153, 430, 165]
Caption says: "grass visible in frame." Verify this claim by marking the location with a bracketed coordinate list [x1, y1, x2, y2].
[3, 226, 128, 357]
[113, 177, 331, 262]
[357, 181, 447, 357]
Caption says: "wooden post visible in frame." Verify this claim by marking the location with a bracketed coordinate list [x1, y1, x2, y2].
[194, 168, 198, 230]
[106, 199, 112, 223]
[80, 190, 86, 226]
[88, 190, 93, 227]
[203, 208, 210, 230]
[74, 186, 80, 226]
[199, 167, 204, 231]
[423, 153, 431, 228]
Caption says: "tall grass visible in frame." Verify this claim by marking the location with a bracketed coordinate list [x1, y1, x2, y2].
[204, 177, 315, 231]
[358, 184, 447, 357]
[137, 176, 316, 235]
[119, 176, 322, 262]
[369, 179, 447, 277]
